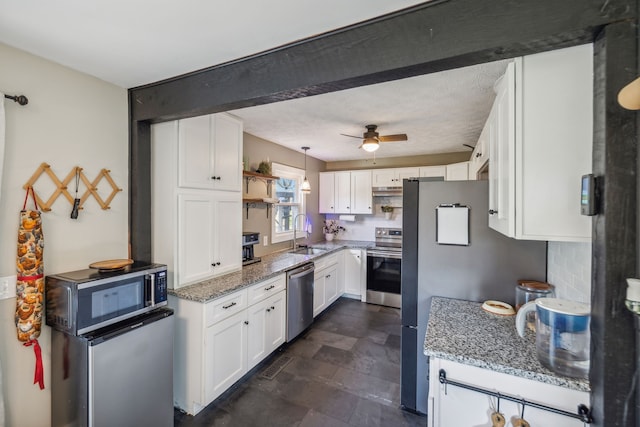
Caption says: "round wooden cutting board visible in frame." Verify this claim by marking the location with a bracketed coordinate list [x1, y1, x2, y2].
[89, 259, 134, 270]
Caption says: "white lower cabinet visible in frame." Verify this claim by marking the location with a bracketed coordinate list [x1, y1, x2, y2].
[313, 253, 340, 317]
[343, 249, 364, 298]
[171, 274, 286, 415]
[205, 310, 247, 403]
[247, 290, 286, 370]
[428, 358, 589, 427]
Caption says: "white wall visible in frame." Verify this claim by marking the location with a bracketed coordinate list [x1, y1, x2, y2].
[0, 43, 128, 427]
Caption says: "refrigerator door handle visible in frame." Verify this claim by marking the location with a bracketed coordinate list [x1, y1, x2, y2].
[407, 325, 418, 329]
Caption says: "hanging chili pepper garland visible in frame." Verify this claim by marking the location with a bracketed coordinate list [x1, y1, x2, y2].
[15, 186, 45, 390]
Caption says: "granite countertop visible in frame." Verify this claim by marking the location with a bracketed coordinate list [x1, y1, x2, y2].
[424, 297, 590, 392]
[169, 240, 374, 303]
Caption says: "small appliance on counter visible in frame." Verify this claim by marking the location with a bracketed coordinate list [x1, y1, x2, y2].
[242, 231, 261, 266]
[516, 298, 590, 379]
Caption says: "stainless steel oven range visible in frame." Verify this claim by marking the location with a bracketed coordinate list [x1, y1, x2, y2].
[366, 227, 402, 308]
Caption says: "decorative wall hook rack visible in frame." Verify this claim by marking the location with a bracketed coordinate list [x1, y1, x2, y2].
[23, 163, 122, 212]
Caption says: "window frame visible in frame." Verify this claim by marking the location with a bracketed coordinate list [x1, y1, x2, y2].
[271, 162, 307, 244]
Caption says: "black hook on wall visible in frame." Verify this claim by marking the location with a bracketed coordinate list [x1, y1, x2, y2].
[4, 94, 29, 105]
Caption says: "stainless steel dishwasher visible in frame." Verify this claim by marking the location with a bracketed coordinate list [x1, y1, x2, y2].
[286, 262, 315, 342]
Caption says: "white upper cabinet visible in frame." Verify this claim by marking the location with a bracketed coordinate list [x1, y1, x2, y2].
[489, 44, 593, 241]
[334, 171, 352, 213]
[319, 170, 372, 214]
[152, 115, 243, 289]
[489, 63, 516, 237]
[445, 161, 470, 181]
[178, 113, 243, 192]
[177, 192, 242, 286]
[469, 117, 491, 180]
[372, 167, 419, 187]
[371, 168, 397, 187]
[418, 165, 446, 179]
[350, 170, 373, 214]
[318, 172, 336, 213]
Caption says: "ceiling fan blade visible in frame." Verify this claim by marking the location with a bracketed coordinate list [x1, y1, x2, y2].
[340, 133, 362, 139]
[378, 134, 407, 142]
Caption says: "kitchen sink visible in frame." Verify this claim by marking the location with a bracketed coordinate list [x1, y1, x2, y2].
[290, 247, 327, 255]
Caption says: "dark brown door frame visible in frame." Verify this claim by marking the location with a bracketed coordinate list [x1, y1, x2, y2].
[128, 1, 638, 425]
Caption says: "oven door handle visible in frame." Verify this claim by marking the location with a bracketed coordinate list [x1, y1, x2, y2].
[367, 250, 402, 259]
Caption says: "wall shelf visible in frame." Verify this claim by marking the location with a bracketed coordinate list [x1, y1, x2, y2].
[243, 198, 278, 219]
[243, 171, 279, 197]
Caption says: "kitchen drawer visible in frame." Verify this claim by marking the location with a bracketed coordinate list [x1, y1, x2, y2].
[247, 274, 286, 306]
[205, 289, 247, 326]
[314, 253, 338, 271]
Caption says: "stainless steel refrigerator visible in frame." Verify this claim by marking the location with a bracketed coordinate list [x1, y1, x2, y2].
[400, 179, 547, 414]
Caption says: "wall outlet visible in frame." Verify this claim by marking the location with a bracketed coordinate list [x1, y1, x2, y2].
[0, 275, 17, 300]
[263, 236, 269, 246]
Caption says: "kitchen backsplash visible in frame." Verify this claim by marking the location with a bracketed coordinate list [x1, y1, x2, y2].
[547, 241, 592, 304]
[325, 196, 402, 241]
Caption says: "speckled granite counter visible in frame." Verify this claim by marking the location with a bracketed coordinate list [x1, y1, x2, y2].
[424, 297, 590, 392]
[169, 240, 374, 303]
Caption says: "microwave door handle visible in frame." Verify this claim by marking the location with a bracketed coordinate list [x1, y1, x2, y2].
[145, 274, 155, 307]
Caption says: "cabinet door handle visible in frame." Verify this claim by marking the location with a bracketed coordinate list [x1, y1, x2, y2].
[264, 285, 275, 291]
[475, 152, 482, 158]
[223, 302, 237, 309]
[326, 274, 331, 279]
[217, 176, 221, 180]
[271, 306, 275, 310]
[266, 308, 271, 312]
[488, 209, 498, 215]
[244, 320, 249, 325]
[216, 262, 221, 266]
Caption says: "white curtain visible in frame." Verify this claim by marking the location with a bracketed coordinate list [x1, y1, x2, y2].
[0, 93, 5, 206]
[0, 93, 5, 427]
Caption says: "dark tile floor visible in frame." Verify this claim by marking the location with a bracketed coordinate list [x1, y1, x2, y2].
[174, 297, 425, 426]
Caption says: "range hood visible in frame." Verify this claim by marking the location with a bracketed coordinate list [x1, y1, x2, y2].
[372, 186, 403, 196]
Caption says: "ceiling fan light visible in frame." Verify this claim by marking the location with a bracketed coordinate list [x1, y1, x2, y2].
[301, 177, 311, 193]
[362, 138, 379, 152]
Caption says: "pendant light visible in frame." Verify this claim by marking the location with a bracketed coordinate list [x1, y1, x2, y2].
[301, 146, 311, 194]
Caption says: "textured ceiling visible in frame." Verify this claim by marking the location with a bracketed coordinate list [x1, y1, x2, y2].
[0, 0, 428, 88]
[232, 59, 510, 162]
[0, 0, 509, 162]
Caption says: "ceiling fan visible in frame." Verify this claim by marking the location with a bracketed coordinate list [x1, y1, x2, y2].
[340, 124, 408, 152]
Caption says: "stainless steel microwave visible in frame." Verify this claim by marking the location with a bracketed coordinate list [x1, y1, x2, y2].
[45, 262, 168, 335]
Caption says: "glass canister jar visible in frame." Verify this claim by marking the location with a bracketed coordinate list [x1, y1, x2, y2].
[515, 280, 555, 330]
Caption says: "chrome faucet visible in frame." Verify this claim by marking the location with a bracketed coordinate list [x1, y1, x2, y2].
[293, 213, 308, 250]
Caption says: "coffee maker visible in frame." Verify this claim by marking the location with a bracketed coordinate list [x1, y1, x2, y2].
[242, 232, 261, 266]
